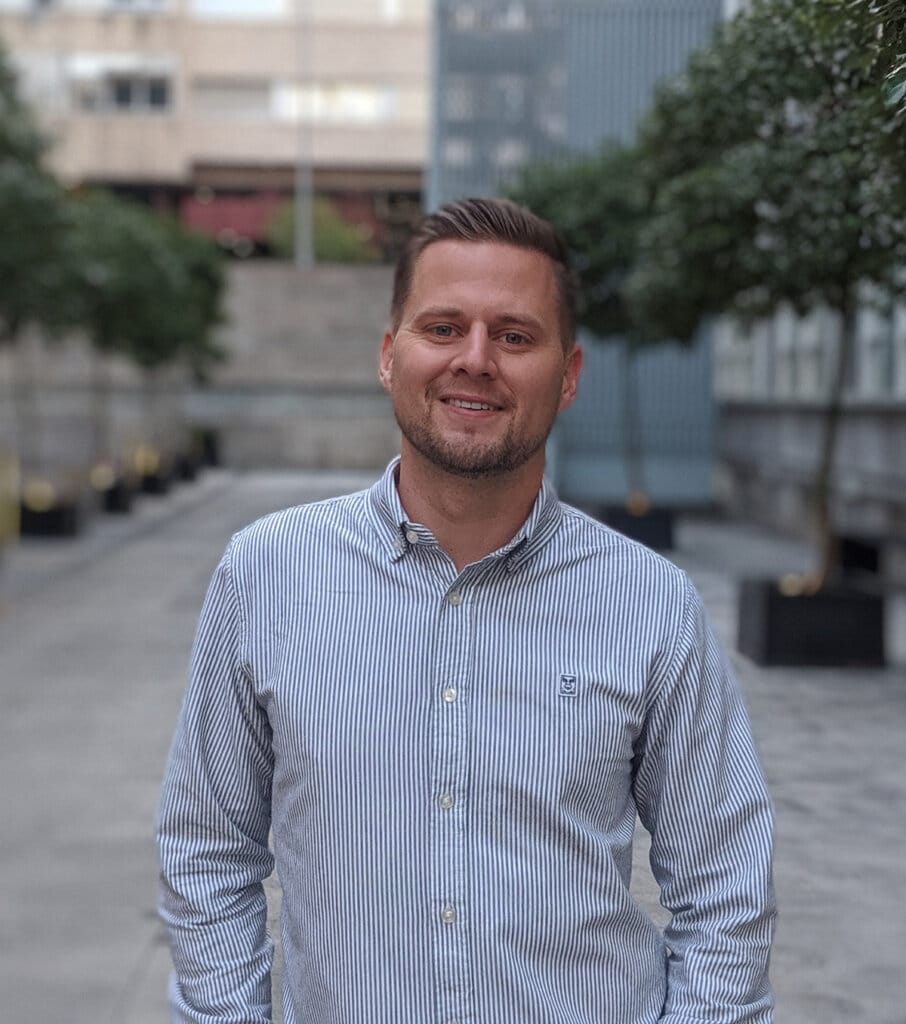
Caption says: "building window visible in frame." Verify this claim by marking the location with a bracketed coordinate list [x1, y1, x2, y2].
[493, 137, 527, 169]
[442, 137, 473, 167]
[192, 78, 271, 116]
[273, 82, 400, 123]
[147, 76, 169, 107]
[494, 73, 527, 122]
[492, 2, 529, 31]
[443, 76, 474, 120]
[111, 76, 133, 108]
[105, 0, 167, 10]
[74, 74, 172, 112]
[193, 78, 402, 124]
[451, 4, 478, 30]
[190, 0, 285, 17]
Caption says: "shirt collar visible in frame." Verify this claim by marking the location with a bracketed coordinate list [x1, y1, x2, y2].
[365, 456, 563, 570]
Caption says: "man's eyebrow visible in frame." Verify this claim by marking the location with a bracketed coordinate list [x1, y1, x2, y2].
[410, 305, 465, 321]
[491, 312, 544, 332]
[410, 307, 544, 331]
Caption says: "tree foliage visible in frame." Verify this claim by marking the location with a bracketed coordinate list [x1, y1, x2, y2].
[627, 0, 906, 340]
[67, 191, 226, 377]
[0, 40, 226, 375]
[508, 144, 652, 342]
[267, 195, 380, 263]
[0, 164, 76, 343]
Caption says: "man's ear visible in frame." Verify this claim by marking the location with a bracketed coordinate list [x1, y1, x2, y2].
[379, 330, 394, 392]
[558, 343, 583, 411]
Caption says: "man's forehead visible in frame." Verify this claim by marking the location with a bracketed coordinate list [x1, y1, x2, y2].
[408, 238, 558, 291]
[414, 236, 551, 266]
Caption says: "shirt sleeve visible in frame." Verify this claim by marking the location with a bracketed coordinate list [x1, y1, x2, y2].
[156, 539, 276, 1023]
[633, 576, 776, 1024]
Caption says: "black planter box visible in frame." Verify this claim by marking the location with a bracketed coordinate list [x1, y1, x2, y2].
[838, 535, 880, 575]
[140, 468, 173, 496]
[195, 428, 221, 468]
[174, 452, 199, 483]
[601, 506, 675, 551]
[738, 578, 885, 667]
[101, 478, 135, 514]
[19, 502, 81, 538]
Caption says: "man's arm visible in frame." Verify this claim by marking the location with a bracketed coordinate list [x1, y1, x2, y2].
[157, 542, 276, 1023]
[634, 578, 776, 1024]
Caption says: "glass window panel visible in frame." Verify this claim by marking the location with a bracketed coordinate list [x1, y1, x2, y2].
[147, 76, 170, 108]
[190, 0, 285, 17]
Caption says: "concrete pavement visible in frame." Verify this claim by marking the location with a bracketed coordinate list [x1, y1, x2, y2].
[0, 469, 903, 1023]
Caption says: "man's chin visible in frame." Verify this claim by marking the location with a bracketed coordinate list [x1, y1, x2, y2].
[407, 437, 539, 479]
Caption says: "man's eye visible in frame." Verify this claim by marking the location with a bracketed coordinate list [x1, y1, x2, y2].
[430, 324, 454, 337]
[503, 331, 528, 345]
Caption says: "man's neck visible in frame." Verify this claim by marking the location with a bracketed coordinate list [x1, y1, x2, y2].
[395, 450, 544, 572]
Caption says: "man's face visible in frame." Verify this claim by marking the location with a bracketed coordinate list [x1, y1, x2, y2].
[380, 239, 582, 480]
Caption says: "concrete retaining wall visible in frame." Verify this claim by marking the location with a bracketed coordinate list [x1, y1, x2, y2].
[200, 262, 400, 470]
[0, 262, 402, 486]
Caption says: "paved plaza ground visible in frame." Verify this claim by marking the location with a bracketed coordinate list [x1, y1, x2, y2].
[0, 467, 903, 1023]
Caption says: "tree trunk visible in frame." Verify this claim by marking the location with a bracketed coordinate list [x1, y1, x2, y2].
[89, 349, 112, 463]
[11, 333, 44, 476]
[811, 299, 855, 589]
[621, 338, 649, 512]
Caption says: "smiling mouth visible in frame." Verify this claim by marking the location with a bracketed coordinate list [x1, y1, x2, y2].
[444, 398, 499, 411]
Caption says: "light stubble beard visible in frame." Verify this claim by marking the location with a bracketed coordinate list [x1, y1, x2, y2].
[392, 404, 553, 480]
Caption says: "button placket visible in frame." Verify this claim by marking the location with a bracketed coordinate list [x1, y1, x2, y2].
[430, 578, 472, 1024]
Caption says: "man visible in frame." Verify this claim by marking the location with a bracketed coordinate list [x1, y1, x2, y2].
[158, 197, 775, 1023]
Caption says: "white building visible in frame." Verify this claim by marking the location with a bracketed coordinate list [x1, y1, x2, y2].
[0, 0, 430, 254]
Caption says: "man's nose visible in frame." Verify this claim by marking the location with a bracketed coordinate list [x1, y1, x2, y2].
[450, 324, 497, 376]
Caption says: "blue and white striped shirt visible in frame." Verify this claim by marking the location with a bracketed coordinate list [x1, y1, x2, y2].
[158, 459, 775, 1024]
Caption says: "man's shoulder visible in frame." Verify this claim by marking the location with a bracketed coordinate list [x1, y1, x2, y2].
[556, 501, 688, 589]
[228, 487, 370, 562]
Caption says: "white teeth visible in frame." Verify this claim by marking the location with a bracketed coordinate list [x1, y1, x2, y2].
[449, 399, 494, 410]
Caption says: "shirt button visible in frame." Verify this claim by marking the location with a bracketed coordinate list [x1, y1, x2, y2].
[441, 905, 457, 924]
[442, 687, 457, 703]
[439, 793, 454, 810]
[405, 529, 419, 545]
[447, 590, 462, 606]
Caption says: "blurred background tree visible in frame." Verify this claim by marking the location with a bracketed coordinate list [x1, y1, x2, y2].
[266, 195, 380, 263]
[69, 191, 225, 376]
[67, 190, 226, 480]
[624, 0, 906, 586]
[0, 38, 227, 518]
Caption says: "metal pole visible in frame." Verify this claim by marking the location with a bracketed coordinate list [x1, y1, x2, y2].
[295, 0, 314, 267]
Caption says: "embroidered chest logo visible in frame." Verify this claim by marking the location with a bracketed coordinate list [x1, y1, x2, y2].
[558, 673, 578, 698]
